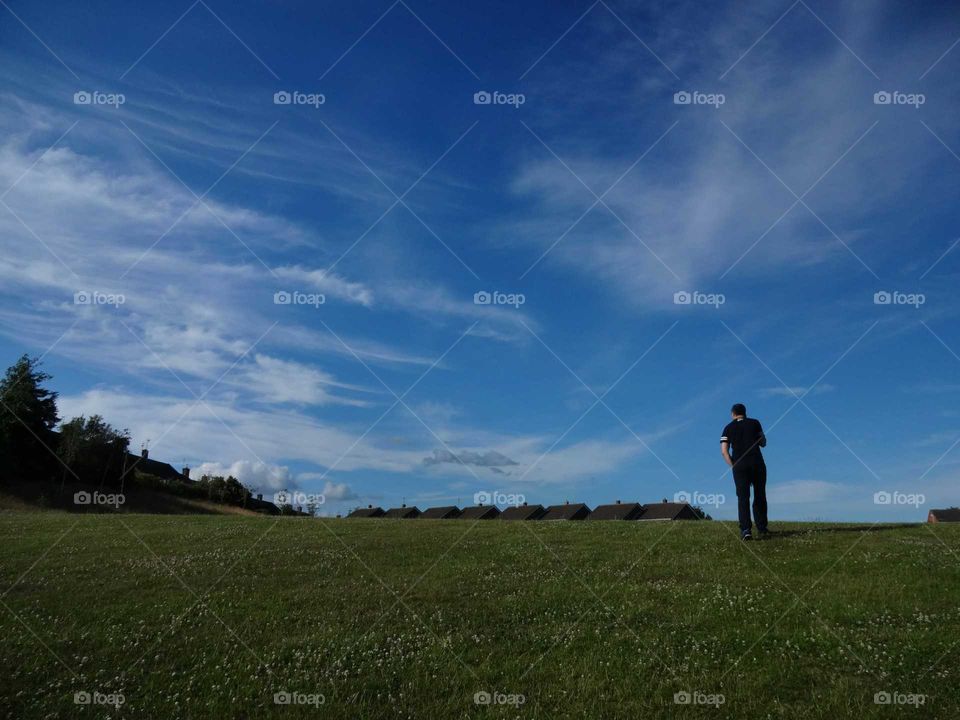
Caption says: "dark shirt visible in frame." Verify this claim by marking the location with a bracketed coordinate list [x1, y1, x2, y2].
[721, 417, 766, 465]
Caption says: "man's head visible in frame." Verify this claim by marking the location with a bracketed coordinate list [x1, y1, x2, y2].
[731, 403, 747, 419]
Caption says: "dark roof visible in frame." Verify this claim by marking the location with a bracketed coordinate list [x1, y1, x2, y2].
[637, 502, 700, 520]
[929, 508, 960, 522]
[588, 502, 645, 520]
[347, 506, 385, 518]
[384, 506, 421, 519]
[125, 453, 184, 481]
[460, 505, 501, 520]
[246, 496, 280, 515]
[500, 504, 546, 520]
[420, 506, 462, 519]
[541, 503, 591, 521]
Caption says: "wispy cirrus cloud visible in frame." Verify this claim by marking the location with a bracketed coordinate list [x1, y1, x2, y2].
[761, 384, 835, 398]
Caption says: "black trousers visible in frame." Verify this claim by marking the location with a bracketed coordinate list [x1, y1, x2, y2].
[732, 462, 767, 533]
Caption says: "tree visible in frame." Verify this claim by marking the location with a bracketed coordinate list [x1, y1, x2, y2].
[223, 476, 247, 504]
[197, 475, 249, 506]
[57, 415, 130, 490]
[0, 355, 60, 481]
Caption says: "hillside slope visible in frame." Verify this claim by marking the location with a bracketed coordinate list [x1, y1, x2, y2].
[0, 478, 267, 516]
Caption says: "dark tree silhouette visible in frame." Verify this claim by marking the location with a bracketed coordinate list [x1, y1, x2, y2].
[58, 415, 130, 490]
[0, 355, 60, 481]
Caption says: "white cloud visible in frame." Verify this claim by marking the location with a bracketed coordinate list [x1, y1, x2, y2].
[233, 354, 376, 407]
[320, 480, 357, 501]
[195, 460, 292, 492]
[56, 388, 427, 475]
[768, 479, 851, 505]
[273, 266, 374, 307]
[503, 2, 955, 308]
[761, 384, 835, 398]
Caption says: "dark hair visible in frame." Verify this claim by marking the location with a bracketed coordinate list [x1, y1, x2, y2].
[731, 403, 746, 416]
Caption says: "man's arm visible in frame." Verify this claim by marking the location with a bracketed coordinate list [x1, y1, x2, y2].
[756, 419, 766, 448]
[720, 440, 733, 467]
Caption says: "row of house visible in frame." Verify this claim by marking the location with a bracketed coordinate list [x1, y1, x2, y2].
[346, 500, 703, 521]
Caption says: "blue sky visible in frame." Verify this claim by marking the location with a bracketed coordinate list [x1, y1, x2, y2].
[1, 0, 959, 520]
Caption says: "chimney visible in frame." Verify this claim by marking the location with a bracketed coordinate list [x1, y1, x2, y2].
[181, 466, 190, 479]
[616, 499, 621, 504]
[141, 447, 148, 460]
[401, 503, 406, 508]
[522, 501, 527, 506]
[367, 504, 373, 509]
[564, 500, 569, 505]
[257, 493, 262, 501]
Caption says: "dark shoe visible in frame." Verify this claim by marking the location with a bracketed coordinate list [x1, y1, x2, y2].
[757, 528, 770, 537]
[741, 530, 752, 541]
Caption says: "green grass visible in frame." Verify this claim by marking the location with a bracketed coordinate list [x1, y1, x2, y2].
[1, 514, 958, 719]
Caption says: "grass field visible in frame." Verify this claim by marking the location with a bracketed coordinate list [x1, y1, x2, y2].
[1, 514, 958, 719]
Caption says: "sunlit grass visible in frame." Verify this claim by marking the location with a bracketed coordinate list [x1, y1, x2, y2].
[1, 514, 958, 718]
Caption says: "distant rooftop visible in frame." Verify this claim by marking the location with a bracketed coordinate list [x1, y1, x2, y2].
[929, 507, 960, 522]
[420, 506, 462, 519]
[347, 505, 385, 518]
[460, 505, 501, 520]
[637, 502, 699, 521]
[500, 503, 546, 521]
[589, 501, 645, 521]
[384, 505, 421, 519]
[541, 502, 591, 521]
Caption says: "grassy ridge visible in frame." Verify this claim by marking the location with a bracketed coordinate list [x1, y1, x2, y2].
[1, 514, 958, 719]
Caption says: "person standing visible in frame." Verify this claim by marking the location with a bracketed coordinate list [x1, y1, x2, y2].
[720, 403, 768, 540]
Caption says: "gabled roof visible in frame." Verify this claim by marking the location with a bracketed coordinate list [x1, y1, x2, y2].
[637, 502, 699, 520]
[246, 496, 280, 515]
[125, 453, 184, 481]
[384, 506, 421, 519]
[420, 505, 462, 519]
[588, 502, 645, 520]
[500, 504, 546, 520]
[541, 503, 591, 521]
[460, 505, 501, 520]
[347, 506, 385, 518]
[929, 507, 960, 522]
